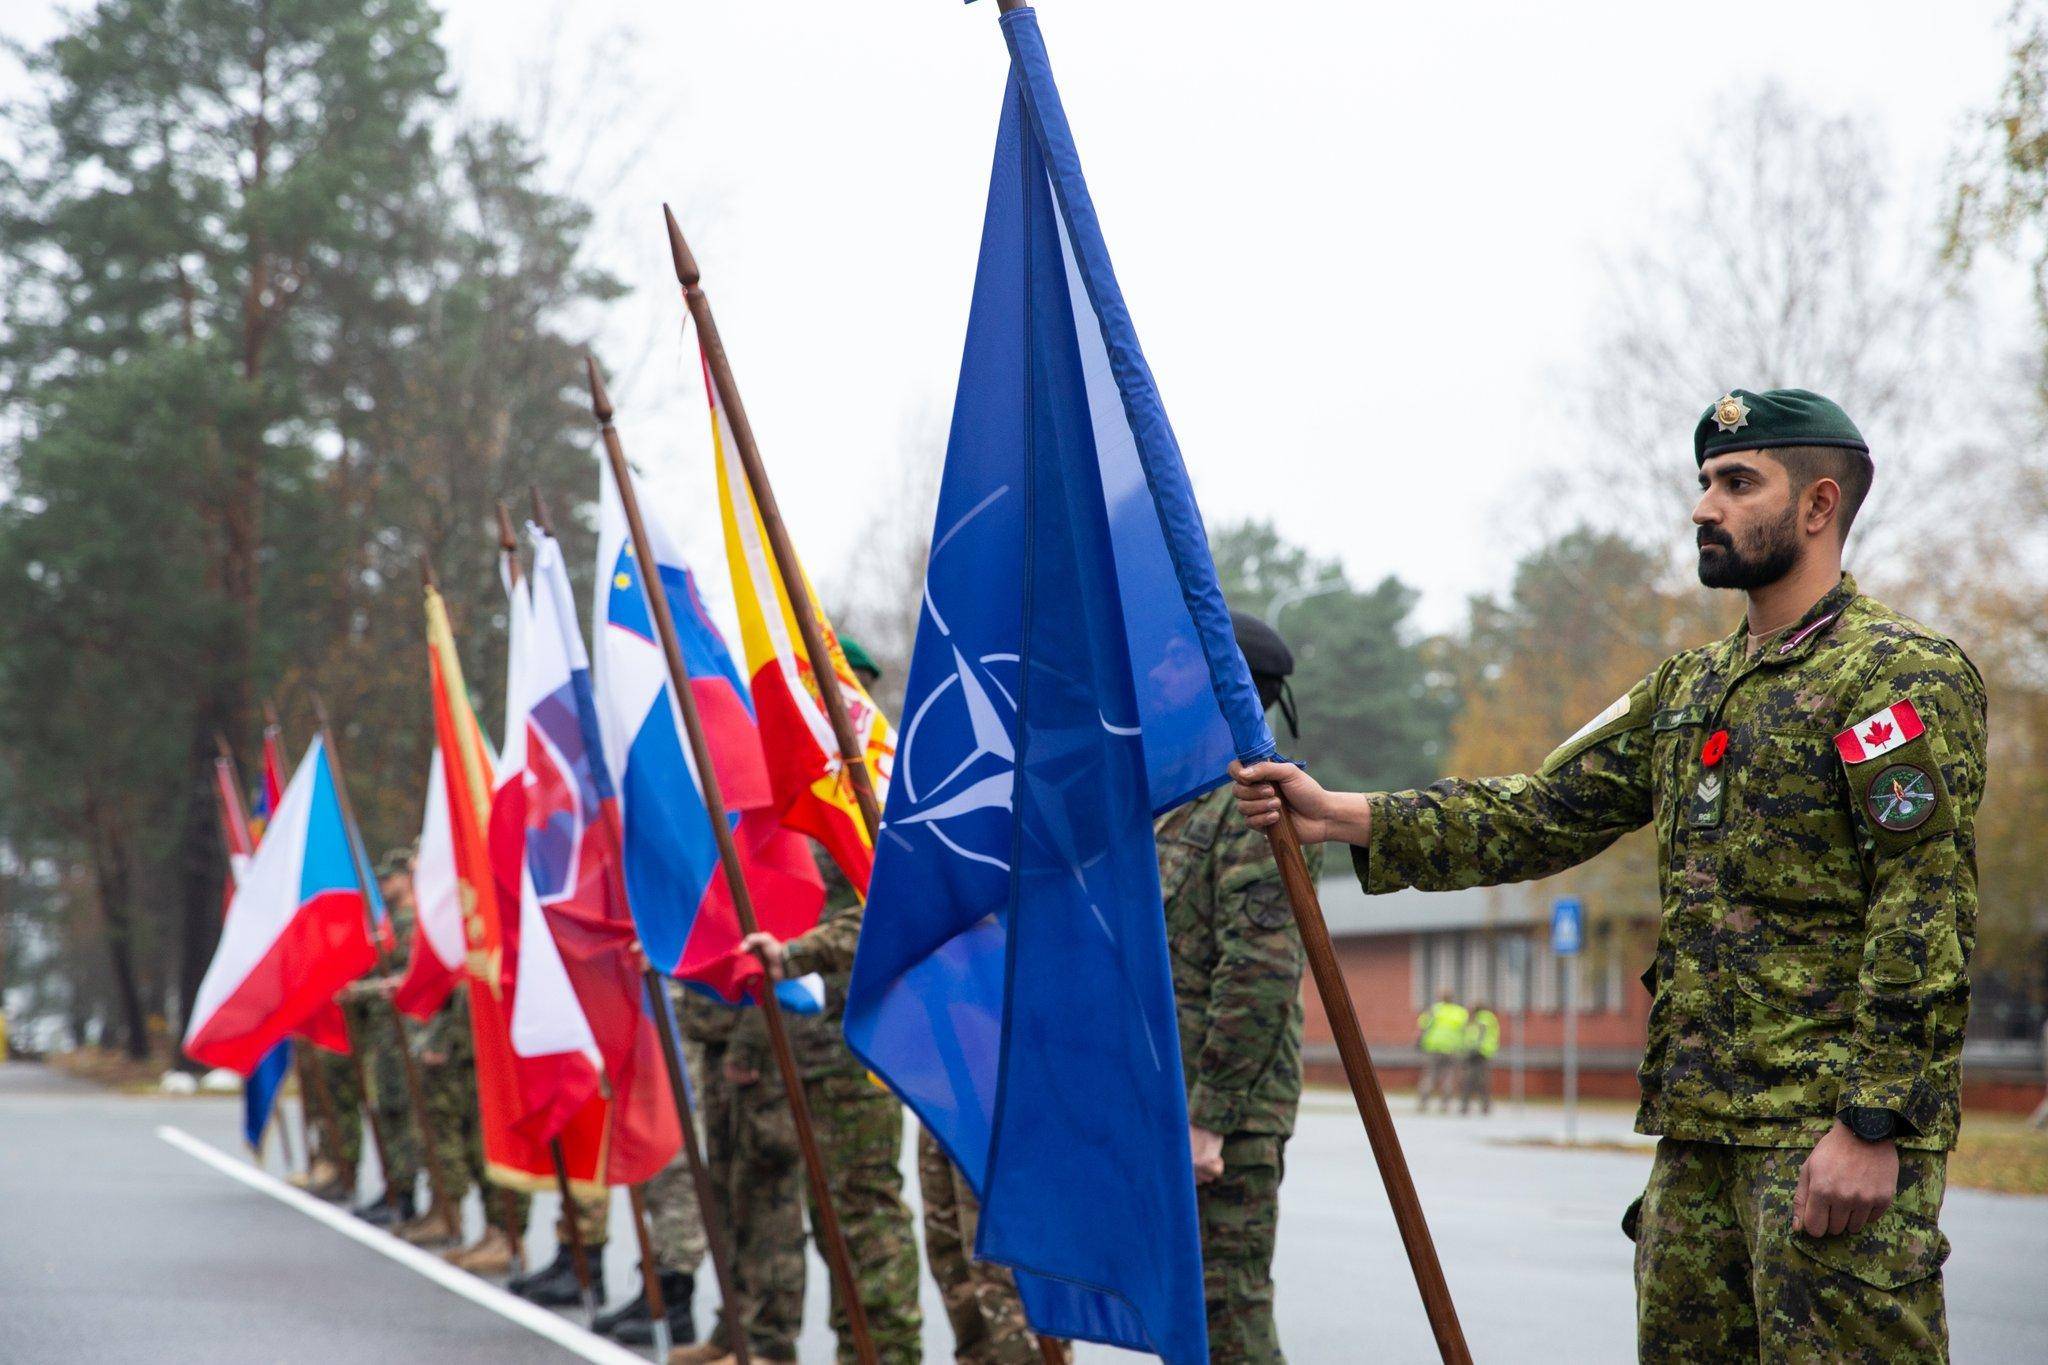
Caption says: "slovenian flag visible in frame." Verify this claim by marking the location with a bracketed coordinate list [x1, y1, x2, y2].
[592, 459, 826, 1009]
[185, 735, 379, 1076]
[845, 10, 1272, 1361]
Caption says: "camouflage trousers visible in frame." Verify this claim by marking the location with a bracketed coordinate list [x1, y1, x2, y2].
[700, 1054, 922, 1363]
[358, 999, 422, 1193]
[644, 1040, 709, 1275]
[311, 1045, 364, 1172]
[1198, 1133, 1288, 1365]
[1628, 1139, 1950, 1363]
[916, 1126, 1065, 1365]
[419, 1054, 535, 1232]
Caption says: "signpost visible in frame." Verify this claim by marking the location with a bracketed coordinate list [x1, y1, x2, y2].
[1552, 897, 1582, 1144]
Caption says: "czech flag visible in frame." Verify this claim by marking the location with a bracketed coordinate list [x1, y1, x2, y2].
[593, 458, 824, 1006]
[184, 735, 379, 1076]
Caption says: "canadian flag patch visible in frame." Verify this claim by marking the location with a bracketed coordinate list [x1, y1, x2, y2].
[1835, 699, 1925, 765]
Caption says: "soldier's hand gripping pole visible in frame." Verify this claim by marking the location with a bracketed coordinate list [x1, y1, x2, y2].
[1263, 806, 1471, 1363]
[587, 354, 878, 1365]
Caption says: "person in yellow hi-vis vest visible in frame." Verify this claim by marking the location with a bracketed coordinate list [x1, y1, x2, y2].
[1461, 1003, 1502, 1116]
[1415, 991, 1468, 1113]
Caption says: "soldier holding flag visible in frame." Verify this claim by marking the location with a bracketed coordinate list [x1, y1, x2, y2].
[1235, 389, 1986, 1362]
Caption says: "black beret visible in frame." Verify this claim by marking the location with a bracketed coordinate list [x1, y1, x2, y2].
[1230, 610, 1294, 680]
[1694, 388, 1868, 466]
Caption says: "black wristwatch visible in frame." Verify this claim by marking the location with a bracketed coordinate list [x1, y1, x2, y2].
[1839, 1106, 1898, 1142]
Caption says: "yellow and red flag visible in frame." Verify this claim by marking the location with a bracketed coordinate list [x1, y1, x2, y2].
[706, 350, 897, 891]
[424, 582, 604, 1196]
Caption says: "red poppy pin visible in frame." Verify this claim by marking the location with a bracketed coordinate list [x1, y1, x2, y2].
[1701, 730, 1729, 767]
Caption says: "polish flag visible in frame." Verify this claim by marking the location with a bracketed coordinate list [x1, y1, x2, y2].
[1834, 700, 1924, 765]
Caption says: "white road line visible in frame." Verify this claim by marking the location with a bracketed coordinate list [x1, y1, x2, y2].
[156, 1125, 648, 1365]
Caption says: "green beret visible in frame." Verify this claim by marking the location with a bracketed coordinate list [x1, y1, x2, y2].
[839, 637, 879, 681]
[1694, 388, 1868, 466]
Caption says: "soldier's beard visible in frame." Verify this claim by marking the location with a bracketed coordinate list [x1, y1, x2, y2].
[1696, 500, 1801, 590]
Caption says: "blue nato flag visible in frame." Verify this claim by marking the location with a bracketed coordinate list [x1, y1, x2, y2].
[843, 9, 1275, 1362]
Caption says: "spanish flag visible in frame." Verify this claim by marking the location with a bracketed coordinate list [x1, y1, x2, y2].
[706, 347, 897, 890]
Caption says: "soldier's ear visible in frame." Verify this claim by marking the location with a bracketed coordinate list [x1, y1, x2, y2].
[1804, 477, 1843, 539]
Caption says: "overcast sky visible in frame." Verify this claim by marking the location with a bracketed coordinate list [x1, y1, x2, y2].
[4, 1, 2028, 633]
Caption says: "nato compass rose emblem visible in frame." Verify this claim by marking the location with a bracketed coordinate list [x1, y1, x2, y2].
[1866, 764, 1936, 832]
[891, 488, 1020, 873]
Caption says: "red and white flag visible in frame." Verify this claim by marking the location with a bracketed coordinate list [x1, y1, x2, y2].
[1834, 700, 1924, 765]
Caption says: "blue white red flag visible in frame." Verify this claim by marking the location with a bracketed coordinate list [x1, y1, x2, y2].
[512, 525, 681, 1184]
[185, 736, 379, 1076]
[844, 10, 1277, 1362]
[592, 461, 825, 1010]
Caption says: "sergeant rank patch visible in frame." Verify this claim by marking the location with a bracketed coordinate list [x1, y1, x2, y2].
[1866, 763, 1937, 832]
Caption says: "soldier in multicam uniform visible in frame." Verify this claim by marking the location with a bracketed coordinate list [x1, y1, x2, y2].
[430, 988, 533, 1276]
[339, 851, 427, 1230]
[1235, 389, 1985, 1363]
[1154, 611, 1317, 1365]
[675, 851, 920, 1365]
[741, 642, 1063, 1365]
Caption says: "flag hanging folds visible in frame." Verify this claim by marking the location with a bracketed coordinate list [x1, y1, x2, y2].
[184, 736, 380, 1075]
[593, 459, 825, 1008]
[424, 580, 578, 1194]
[516, 524, 681, 1184]
[252, 724, 285, 843]
[844, 12, 1279, 1362]
[393, 749, 467, 1020]
[707, 345, 897, 891]
[213, 749, 294, 1145]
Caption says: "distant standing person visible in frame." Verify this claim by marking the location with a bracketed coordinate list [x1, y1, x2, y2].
[1414, 990, 1468, 1114]
[1460, 1001, 1500, 1117]
[1234, 390, 1986, 1361]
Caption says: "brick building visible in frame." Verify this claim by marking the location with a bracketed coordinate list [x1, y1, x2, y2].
[1302, 873, 2046, 1113]
[1302, 876, 1654, 1100]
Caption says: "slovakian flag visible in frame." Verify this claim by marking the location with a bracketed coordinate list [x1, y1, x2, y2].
[707, 342, 896, 892]
[505, 524, 682, 1184]
[1834, 699, 1925, 765]
[424, 579, 574, 1195]
[845, 11, 1276, 1361]
[594, 459, 826, 1009]
[393, 749, 467, 1020]
[185, 735, 380, 1076]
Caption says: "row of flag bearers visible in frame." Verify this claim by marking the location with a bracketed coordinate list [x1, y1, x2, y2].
[178, 8, 1421, 1364]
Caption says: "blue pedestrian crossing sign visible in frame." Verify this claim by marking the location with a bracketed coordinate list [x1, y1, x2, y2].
[1551, 897, 1583, 956]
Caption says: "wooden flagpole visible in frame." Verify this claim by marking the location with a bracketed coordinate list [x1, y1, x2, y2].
[585, 354, 878, 1365]
[549, 1138, 601, 1323]
[312, 693, 462, 1239]
[524, 487, 752, 1364]
[660, 206, 883, 841]
[626, 1183, 673, 1361]
[662, 205, 1070, 1365]
[984, 4, 1470, 1358]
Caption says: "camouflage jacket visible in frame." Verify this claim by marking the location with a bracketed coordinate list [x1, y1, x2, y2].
[1157, 784, 1320, 1138]
[686, 846, 867, 1082]
[1358, 576, 1986, 1151]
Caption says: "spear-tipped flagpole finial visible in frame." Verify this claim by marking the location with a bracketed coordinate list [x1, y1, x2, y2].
[420, 553, 439, 591]
[496, 502, 518, 554]
[262, 698, 281, 731]
[662, 203, 700, 289]
[528, 485, 555, 538]
[585, 355, 614, 425]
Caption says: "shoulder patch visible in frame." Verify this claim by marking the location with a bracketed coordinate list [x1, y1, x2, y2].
[1834, 700, 1924, 766]
[1540, 680, 1653, 777]
[1864, 763, 1938, 833]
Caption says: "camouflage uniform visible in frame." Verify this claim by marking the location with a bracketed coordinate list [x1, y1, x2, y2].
[422, 989, 532, 1230]
[779, 871, 1055, 1365]
[722, 863, 921, 1365]
[1357, 577, 1984, 1361]
[1156, 783, 1320, 1365]
[313, 1036, 364, 1173]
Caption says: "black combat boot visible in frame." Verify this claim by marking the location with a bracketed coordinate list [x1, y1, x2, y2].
[506, 1243, 570, 1297]
[354, 1189, 416, 1227]
[520, 1244, 598, 1309]
[609, 1270, 695, 1345]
